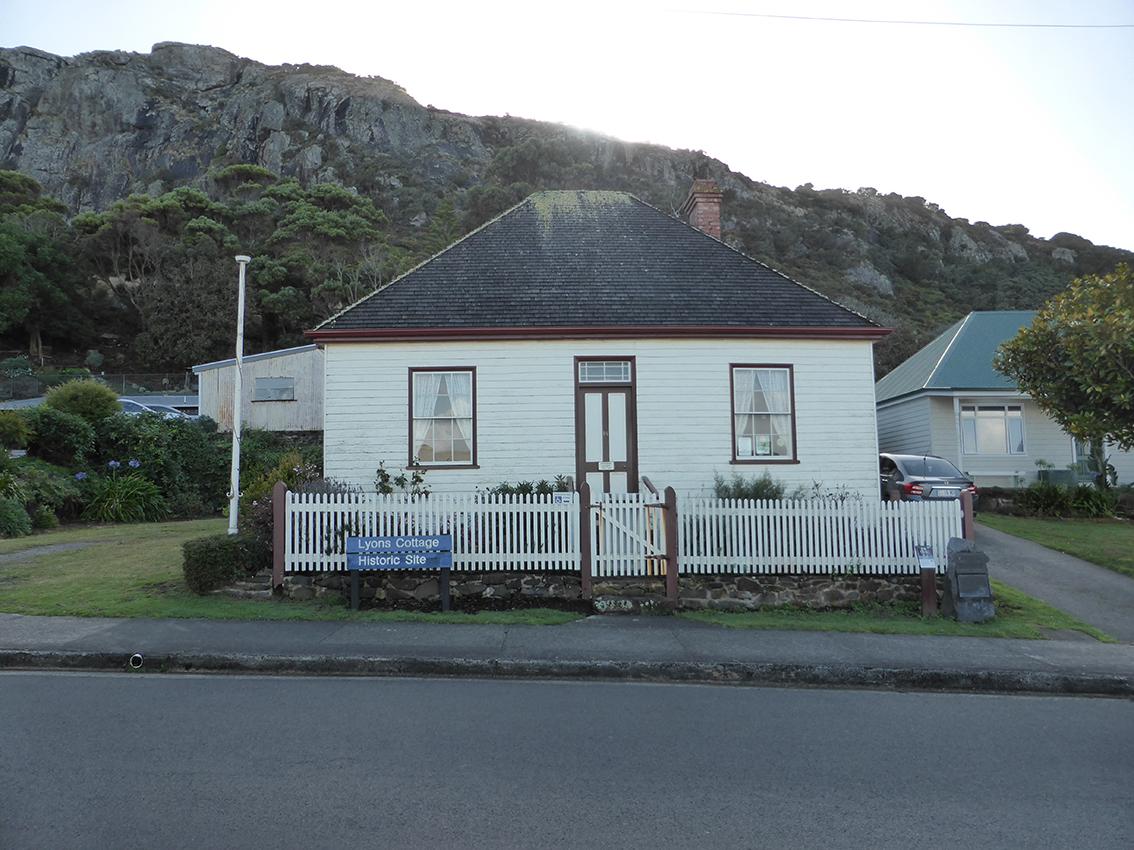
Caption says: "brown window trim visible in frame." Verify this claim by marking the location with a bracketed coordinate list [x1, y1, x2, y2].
[408, 366, 478, 469]
[729, 363, 799, 465]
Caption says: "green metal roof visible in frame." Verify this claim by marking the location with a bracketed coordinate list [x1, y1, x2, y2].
[875, 311, 1037, 403]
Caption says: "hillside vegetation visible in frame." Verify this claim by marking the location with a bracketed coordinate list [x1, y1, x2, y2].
[1, 42, 1129, 375]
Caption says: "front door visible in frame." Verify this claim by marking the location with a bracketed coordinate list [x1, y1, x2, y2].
[574, 358, 638, 496]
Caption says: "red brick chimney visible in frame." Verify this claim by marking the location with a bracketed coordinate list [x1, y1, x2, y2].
[679, 178, 723, 240]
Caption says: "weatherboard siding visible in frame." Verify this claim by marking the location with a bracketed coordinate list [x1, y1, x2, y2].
[323, 338, 880, 496]
[876, 397, 932, 456]
[198, 347, 324, 431]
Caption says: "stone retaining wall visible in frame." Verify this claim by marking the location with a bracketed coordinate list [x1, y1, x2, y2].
[281, 571, 933, 611]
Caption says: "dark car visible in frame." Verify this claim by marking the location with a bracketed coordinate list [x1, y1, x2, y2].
[879, 454, 977, 502]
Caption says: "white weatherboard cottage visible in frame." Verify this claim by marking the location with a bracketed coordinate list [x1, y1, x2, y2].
[875, 311, 1134, 487]
[308, 183, 889, 497]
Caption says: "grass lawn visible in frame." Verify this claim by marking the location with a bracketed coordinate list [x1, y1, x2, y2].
[978, 515, 1134, 579]
[0, 519, 579, 625]
[679, 580, 1114, 642]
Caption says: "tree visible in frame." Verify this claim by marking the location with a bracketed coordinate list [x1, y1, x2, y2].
[995, 264, 1134, 485]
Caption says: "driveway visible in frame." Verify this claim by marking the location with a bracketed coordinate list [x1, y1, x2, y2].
[976, 524, 1134, 643]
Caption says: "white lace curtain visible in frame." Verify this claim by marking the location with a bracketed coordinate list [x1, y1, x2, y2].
[413, 371, 473, 462]
[733, 368, 790, 414]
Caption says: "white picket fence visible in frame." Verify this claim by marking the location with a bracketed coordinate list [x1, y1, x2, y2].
[284, 491, 581, 572]
[282, 490, 963, 576]
[678, 497, 962, 575]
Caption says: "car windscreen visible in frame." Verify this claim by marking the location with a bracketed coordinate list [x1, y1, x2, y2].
[902, 457, 964, 478]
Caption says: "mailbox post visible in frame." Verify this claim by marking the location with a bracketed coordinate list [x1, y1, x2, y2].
[942, 537, 996, 623]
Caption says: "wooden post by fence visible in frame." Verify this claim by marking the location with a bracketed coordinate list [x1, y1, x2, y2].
[271, 481, 287, 589]
[579, 481, 593, 599]
[960, 490, 975, 541]
[663, 486, 679, 604]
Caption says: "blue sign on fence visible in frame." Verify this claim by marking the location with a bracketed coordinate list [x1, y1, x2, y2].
[347, 551, 453, 571]
[346, 535, 452, 555]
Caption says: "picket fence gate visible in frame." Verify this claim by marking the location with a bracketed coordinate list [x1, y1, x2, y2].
[278, 489, 964, 579]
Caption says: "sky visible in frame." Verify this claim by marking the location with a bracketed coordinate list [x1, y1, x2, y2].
[4, 0, 1134, 250]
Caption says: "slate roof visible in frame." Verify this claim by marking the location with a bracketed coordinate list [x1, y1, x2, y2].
[875, 311, 1036, 404]
[314, 191, 878, 333]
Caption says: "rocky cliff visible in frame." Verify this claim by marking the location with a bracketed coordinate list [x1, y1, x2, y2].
[2, 41, 1129, 369]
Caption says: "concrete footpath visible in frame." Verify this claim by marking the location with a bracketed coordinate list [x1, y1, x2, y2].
[1, 612, 1131, 697]
[977, 524, 1134, 643]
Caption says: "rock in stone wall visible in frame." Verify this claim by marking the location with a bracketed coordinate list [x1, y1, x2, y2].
[282, 571, 583, 609]
[281, 571, 933, 612]
[677, 574, 928, 612]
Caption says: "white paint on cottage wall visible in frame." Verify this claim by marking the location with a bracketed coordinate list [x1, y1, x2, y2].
[197, 348, 324, 431]
[876, 396, 932, 456]
[323, 338, 881, 496]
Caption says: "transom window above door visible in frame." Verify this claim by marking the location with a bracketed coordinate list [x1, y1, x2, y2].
[410, 369, 476, 466]
[731, 365, 796, 462]
[578, 360, 631, 384]
[960, 404, 1024, 455]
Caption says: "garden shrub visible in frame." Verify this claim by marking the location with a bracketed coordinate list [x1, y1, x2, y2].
[94, 413, 228, 515]
[81, 469, 167, 523]
[44, 379, 120, 424]
[713, 470, 786, 501]
[30, 505, 58, 529]
[238, 451, 321, 562]
[0, 410, 30, 449]
[1116, 486, 1134, 520]
[1068, 484, 1117, 518]
[1015, 482, 1073, 517]
[24, 406, 95, 466]
[488, 476, 572, 496]
[0, 497, 32, 538]
[8, 458, 83, 522]
[182, 533, 265, 593]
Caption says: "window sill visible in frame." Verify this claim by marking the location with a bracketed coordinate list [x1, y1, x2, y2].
[730, 458, 800, 465]
[251, 398, 297, 403]
[410, 464, 480, 470]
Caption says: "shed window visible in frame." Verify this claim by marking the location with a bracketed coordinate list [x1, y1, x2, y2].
[410, 369, 475, 466]
[732, 366, 795, 461]
[961, 405, 1025, 455]
[253, 377, 295, 401]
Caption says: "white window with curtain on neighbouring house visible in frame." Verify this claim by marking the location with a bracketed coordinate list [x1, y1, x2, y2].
[732, 366, 794, 460]
[411, 370, 474, 465]
[961, 404, 1025, 455]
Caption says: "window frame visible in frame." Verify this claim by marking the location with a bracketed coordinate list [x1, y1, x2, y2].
[407, 366, 478, 469]
[729, 363, 799, 465]
[251, 376, 296, 403]
[959, 403, 1026, 456]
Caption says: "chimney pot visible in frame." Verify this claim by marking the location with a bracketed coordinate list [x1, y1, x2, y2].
[680, 179, 723, 240]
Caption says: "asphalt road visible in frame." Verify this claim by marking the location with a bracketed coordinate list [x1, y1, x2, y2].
[1, 674, 1130, 849]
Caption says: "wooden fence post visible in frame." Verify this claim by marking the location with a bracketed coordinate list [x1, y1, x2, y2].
[272, 480, 287, 590]
[960, 490, 975, 541]
[579, 482, 592, 599]
[664, 486, 679, 605]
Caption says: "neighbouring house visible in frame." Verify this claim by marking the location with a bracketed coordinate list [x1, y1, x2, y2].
[307, 182, 889, 496]
[875, 310, 1134, 487]
[193, 344, 323, 432]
